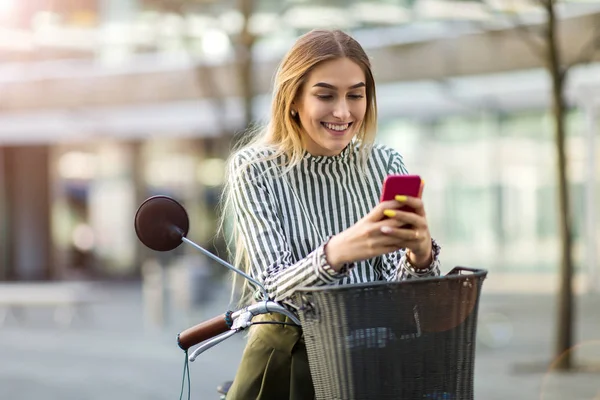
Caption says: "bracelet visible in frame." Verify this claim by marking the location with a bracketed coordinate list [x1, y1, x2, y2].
[404, 238, 441, 273]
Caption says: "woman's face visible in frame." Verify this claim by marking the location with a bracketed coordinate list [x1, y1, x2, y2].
[294, 57, 368, 157]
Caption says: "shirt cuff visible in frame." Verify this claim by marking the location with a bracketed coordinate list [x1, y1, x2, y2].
[315, 236, 355, 282]
[399, 238, 441, 278]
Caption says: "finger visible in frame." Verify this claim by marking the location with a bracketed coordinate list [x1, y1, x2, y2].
[367, 200, 402, 221]
[375, 242, 406, 254]
[394, 195, 426, 217]
[380, 210, 426, 229]
[368, 229, 414, 247]
[382, 245, 403, 254]
[357, 238, 404, 259]
[380, 226, 424, 242]
[375, 239, 418, 256]
[371, 231, 428, 256]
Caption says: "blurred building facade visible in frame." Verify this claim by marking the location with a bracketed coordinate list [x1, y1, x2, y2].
[0, 0, 599, 290]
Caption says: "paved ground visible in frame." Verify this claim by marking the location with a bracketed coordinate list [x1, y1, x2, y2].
[1, 278, 600, 400]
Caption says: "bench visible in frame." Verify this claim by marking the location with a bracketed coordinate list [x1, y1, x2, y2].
[0, 282, 98, 327]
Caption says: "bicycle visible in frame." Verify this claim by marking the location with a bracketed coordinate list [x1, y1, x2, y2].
[135, 195, 487, 400]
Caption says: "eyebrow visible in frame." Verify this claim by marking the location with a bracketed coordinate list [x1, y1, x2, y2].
[312, 82, 366, 90]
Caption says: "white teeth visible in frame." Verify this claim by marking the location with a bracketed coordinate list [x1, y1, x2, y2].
[323, 122, 350, 131]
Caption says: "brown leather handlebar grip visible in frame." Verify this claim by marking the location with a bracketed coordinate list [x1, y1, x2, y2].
[177, 313, 231, 350]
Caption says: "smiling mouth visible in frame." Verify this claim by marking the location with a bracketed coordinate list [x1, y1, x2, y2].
[321, 122, 353, 133]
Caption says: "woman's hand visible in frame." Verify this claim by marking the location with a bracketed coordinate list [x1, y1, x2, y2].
[380, 195, 433, 269]
[325, 196, 433, 271]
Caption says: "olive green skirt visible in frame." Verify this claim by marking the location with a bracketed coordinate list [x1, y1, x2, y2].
[226, 313, 315, 400]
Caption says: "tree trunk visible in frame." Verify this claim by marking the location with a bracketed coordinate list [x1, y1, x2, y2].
[237, 0, 256, 130]
[545, 0, 574, 370]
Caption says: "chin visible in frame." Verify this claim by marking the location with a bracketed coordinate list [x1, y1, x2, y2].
[324, 141, 351, 155]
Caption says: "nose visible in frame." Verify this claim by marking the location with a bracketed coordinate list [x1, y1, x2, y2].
[332, 99, 351, 121]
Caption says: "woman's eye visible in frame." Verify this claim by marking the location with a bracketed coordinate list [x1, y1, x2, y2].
[348, 94, 364, 100]
[316, 94, 333, 100]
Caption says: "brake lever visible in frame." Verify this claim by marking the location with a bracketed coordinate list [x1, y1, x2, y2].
[188, 330, 239, 362]
[188, 301, 301, 362]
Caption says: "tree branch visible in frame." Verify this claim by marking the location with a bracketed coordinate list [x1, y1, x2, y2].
[535, 0, 551, 8]
[480, 0, 547, 63]
[510, 15, 548, 63]
[568, 19, 600, 69]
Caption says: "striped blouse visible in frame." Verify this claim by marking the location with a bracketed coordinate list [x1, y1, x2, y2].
[231, 142, 441, 307]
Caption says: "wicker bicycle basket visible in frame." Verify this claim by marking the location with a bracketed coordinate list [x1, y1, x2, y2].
[292, 267, 487, 400]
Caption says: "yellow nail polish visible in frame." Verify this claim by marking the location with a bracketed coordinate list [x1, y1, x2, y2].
[383, 210, 396, 218]
[395, 195, 407, 202]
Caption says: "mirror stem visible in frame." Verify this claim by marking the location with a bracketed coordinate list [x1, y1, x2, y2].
[181, 237, 269, 300]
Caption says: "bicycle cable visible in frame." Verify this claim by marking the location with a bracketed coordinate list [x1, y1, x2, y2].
[251, 321, 302, 328]
[179, 350, 191, 400]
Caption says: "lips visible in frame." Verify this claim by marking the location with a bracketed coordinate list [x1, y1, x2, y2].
[321, 121, 353, 135]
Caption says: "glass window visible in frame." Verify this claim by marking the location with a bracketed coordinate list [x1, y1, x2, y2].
[570, 183, 585, 241]
[566, 108, 584, 137]
[442, 184, 492, 244]
[537, 183, 585, 241]
[536, 186, 557, 238]
[499, 111, 550, 141]
[377, 118, 423, 159]
[433, 115, 492, 143]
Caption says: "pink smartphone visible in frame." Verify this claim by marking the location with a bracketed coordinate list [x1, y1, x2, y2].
[380, 174, 423, 214]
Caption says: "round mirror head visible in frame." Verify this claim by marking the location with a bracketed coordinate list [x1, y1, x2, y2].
[134, 196, 189, 252]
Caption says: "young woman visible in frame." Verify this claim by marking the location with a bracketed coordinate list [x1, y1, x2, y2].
[222, 29, 441, 400]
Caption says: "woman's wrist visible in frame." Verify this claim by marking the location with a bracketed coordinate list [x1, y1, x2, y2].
[407, 251, 432, 270]
[324, 235, 347, 271]
[407, 240, 433, 270]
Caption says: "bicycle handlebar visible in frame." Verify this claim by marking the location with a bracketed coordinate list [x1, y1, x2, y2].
[177, 312, 232, 351]
[177, 300, 302, 354]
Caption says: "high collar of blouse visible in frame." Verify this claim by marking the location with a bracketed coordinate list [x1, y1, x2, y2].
[302, 142, 354, 164]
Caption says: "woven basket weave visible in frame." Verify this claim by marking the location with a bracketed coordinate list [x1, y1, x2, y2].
[292, 267, 487, 400]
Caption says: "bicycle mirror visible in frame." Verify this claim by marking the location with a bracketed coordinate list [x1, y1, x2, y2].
[134, 195, 189, 251]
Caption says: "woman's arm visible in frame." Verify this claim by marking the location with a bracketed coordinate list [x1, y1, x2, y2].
[230, 152, 352, 302]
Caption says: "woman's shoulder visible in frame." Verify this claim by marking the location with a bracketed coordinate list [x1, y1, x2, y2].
[366, 143, 407, 174]
[231, 146, 280, 169]
[229, 146, 286, 187]
[368, 143, 404, 161]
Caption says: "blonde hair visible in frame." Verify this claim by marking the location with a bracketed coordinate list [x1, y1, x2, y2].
[221, 29, 379, 304]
